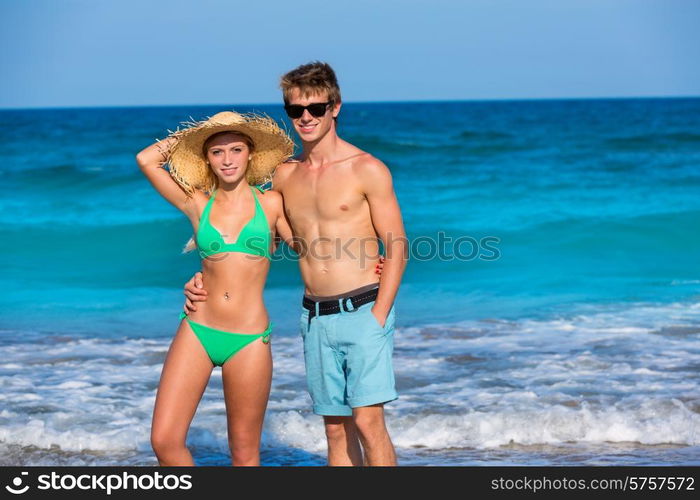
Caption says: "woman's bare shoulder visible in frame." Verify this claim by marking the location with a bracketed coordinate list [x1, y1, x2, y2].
[258, 188, 283, 205]
[257, 188, 284, 217]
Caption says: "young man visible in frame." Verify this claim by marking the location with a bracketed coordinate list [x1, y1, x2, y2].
[183, 61, 407, 466]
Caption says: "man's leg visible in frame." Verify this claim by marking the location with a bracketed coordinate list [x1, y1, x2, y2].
[323, 416, 363, 466]
[352, 404, 396, 466]
[300, 306, 360, 465]
[342, 302, 398, 465]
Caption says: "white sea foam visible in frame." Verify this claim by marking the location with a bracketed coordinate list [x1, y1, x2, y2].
[389, 399, 700, 449]
[671, 279, 700, 286]
[1, 396, 697, 459]
[264, 397, 700, 452]
[0, 299, 697, 464]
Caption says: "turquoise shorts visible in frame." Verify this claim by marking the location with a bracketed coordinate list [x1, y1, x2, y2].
[300, 300, 398, 416]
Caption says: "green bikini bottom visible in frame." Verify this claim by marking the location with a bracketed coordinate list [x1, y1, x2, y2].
[179, 312, 272, 367]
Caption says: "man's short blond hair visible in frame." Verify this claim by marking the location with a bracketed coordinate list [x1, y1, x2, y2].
[280, 61, 341, 105]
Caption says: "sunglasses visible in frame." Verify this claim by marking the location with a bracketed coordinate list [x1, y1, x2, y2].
[284, 102, 332, 119]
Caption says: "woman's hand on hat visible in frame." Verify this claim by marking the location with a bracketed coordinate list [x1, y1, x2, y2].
[155, 137, 177, 163]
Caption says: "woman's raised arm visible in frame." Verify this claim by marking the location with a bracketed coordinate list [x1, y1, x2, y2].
[136, 137, 199, 219]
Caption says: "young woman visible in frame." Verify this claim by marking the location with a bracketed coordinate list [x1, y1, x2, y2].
[136, 111, 295, 466]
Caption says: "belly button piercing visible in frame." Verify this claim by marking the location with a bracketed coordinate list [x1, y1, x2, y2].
[224, 292, 230, 300]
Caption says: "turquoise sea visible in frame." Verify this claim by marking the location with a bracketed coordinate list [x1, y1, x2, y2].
[1, 98, 699, 465]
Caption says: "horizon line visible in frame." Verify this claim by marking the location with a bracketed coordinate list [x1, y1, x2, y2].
[1, 94, 699, 112]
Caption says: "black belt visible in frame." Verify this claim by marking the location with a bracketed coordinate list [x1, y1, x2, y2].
[303, 287, 379, 329]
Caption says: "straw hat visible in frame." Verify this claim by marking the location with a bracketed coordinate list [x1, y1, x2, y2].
[166, 111, 294, 194]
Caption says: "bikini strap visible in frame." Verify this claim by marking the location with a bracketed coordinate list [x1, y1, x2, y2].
[250, 185, 264, 209]
[201, 189, 217, 216]
[261, 322, 273, 344]
[198, 189, 217, 225]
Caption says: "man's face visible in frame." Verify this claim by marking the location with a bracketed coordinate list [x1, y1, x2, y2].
[286, 87, 340, 143]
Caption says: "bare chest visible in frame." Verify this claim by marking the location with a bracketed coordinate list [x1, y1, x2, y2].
[282, 166, 368, 223]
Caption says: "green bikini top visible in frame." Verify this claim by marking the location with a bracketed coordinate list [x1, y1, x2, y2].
[196, 186, 272, 260]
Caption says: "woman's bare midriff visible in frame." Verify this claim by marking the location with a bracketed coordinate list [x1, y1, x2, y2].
[187, 252, 270, 334]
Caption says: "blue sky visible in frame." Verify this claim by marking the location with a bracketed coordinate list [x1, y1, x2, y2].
[1, 0, 698, 108]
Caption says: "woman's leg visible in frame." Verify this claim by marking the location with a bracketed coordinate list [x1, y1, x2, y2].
[221, 336, 272, 466]
[151, 321, 214, 465]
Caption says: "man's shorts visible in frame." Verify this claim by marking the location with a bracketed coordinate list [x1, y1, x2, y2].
[300, 292, 398, 416]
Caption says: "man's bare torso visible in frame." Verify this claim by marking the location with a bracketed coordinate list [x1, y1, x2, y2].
[275, 151, 381, 296]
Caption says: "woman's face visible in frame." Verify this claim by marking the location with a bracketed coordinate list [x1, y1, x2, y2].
[205, 132, 251, 183]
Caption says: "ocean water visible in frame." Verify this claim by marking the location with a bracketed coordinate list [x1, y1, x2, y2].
[1, 98, 699, 465]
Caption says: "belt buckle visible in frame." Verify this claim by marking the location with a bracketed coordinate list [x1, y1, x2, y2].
[342, 296, 357, 313]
